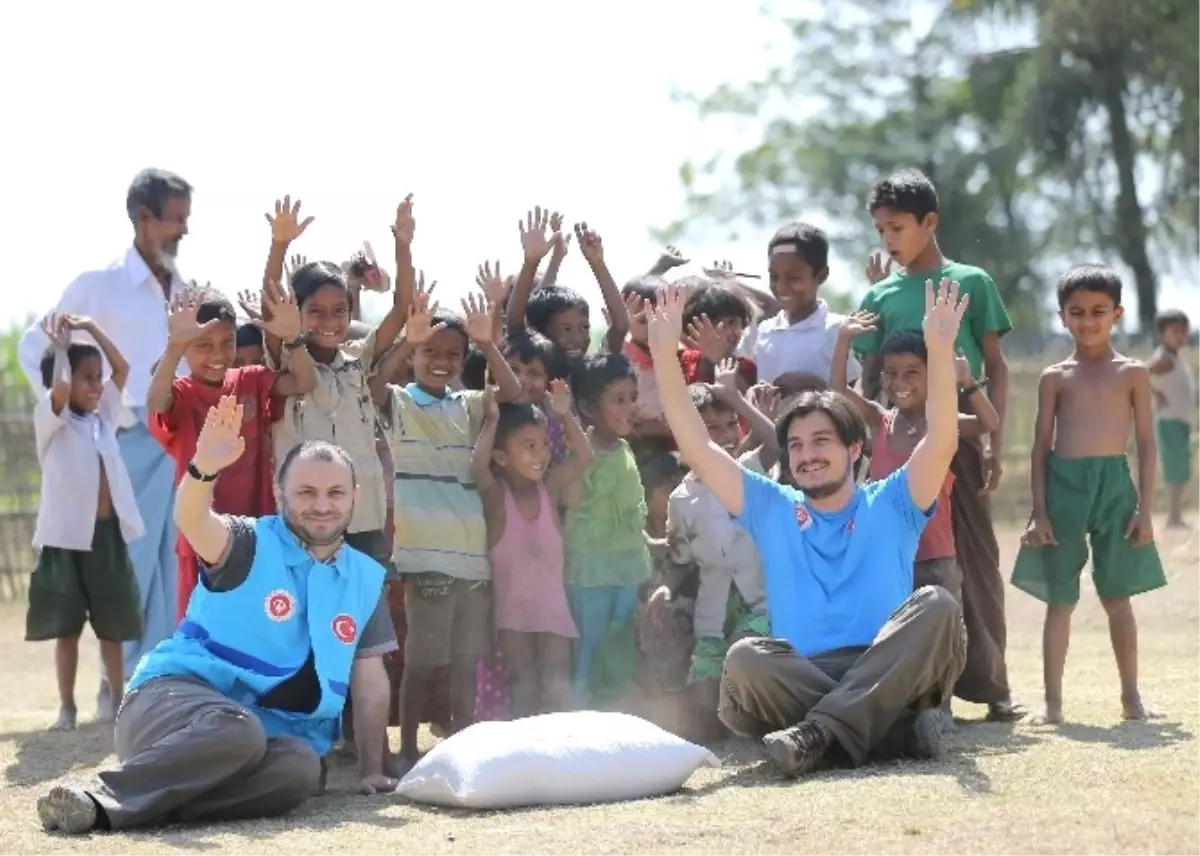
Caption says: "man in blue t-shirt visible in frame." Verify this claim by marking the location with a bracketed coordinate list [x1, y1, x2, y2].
[649, 277, 968, 777]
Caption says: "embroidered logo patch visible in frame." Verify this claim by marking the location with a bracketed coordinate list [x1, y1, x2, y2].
[846, 517, 856, 534]
[265, 590, 295, 622]
[794, 504, 812, 531]
[332, 614, 358, 644]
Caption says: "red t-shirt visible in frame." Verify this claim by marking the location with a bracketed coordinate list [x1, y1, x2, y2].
[867, 409, 955, 562]
[678, 350, 757, 387]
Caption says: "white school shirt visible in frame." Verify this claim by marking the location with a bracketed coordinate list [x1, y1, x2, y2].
[18, 247, 189, 424]
[1150, 347, 1196, 423]
[744, 300, 862, 386]
[33, 381, 145, 551]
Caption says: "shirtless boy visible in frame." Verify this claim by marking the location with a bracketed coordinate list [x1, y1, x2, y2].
[1012, 264, 1167, 724]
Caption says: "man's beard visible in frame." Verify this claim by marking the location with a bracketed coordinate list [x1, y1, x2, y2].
[281, 499, 352, 549]
[157, 243, 179, 275]
[791, 458, 849, 499]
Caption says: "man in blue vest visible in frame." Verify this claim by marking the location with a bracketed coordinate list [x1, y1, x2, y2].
[38, 395, 398, 834]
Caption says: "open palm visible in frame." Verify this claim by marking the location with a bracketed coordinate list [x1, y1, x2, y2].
[922, 277, 969, 352]
[193, 395, 246, 475]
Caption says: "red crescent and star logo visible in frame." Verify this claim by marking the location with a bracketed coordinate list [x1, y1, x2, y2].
[265, 589, 295, 622]
[794, 504, 812, 531]
[332, 614, 358, 644]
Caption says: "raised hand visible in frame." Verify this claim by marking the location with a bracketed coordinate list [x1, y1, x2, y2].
[461, 293, 495, 345]
[391, 194, 416, 246]
[285, 253, 308, 282]
[255, 281, 303, 341]
[483, 385, 500, 421]
[573, 222, 604, 266]
[549, 211, 570, 259]
[684, 314, 729, 364]
[922, 278, 969, 353]
[839, 310, 878, 339]
[520, 207, 553, 262]
[40, 313, 70, 349]
[475, 261, 508, 309]
[352, 242, 391, 292]
[544, 378, 573, 416]
[657, 245, 689, 271]
[59, 314, 96, 333]
[193, 395, 247, 475]
[714, 357, 741, 393]
[167, 291, 221, 345]
[624, 291, 646, 327]
[238, 288, 264, 321]
[648, 284, 687, 357]
[866, 251, 894, 285]
[265, 195, 315, 245]
[415, 269, 437, 298]
[405, 291, 444, 345]
[749, 382, 782, 420]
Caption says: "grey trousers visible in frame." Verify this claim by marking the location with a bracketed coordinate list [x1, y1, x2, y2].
[718, 586, 967, 764]
[87, 678, 322, 830]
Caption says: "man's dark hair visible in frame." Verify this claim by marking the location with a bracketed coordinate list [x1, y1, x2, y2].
[1056, 263, 1123, 309]
[767, 222, 830, 273]
[621, 275, 666, 305]
[494, 401, 548, 448]
[525, 284, 590, 337]
[39, 343, 101, 389]
[461, 346, 488, 390]
[502, 329, 560, 377]
[679, 278, 751, 331]
[880, 329, 928, 363]
[277, 440, 357, 488]
[1155, 307, 1190, 335]
[570, 352, 634, 409]
[236, 323, 263, 349]
[126, 168, 192, 223]
[688, 382, 734, 414]
[290, 261, 349, 308]
[775, 390, 868, 479]
[867, 168, 939, 222]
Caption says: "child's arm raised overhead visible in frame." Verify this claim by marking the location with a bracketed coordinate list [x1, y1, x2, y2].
[575, 222, 629, 353]
[148, 292, 223, 414]
[463, 294, 523, 403]
[372, 194, 418, 366]
[904, 279, 970, 511]
[713, 359, 777, 459]
[367, 290, 440, 408]
[648, 245, 689, 276]
[175, 396, 245, 565]
[1021, 366, 1061, 547]
[545, 379, 594, 507]
[471, 388, 501, 495]
[650, 285, 746, 515]
[67, 315, 128, 391]
[955, 351, 1000, 438]
[261, 196, 315, 367]
[39, 314, 72, 416]
[541, 211, 569, 289]
[256, 281, 317, 398]
[506, 207, 554, 335]
[475, 262, 510, 346]
[831, 312, 885, 433]
[1126, 362, 1157, 547]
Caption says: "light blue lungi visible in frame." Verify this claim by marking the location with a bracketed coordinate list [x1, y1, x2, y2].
[114, 407, 178, 682]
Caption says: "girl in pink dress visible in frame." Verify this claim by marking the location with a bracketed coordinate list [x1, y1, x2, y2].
[472, 381, 593, 717]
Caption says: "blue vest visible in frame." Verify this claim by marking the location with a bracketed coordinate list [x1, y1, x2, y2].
[130, 515, 386, 756]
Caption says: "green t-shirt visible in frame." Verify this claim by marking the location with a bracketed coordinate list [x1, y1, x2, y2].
[853, 260, 1012, 378]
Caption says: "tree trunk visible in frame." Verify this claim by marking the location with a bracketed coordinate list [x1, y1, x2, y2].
[1097, 61, 1158, 333]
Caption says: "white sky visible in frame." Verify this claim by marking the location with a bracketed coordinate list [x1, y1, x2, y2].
[1, 0, 1192, 331]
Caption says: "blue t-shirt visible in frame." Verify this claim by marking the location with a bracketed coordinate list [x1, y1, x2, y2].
[735, 466, 933, 657]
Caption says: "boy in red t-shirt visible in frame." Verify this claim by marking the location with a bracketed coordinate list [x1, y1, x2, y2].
[147, 283, 316, 620]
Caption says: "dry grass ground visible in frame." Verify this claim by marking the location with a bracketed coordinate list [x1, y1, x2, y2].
[1, 521, 1197, 855]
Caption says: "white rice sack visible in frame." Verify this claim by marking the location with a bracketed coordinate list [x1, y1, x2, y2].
[395, 711, 721, 809]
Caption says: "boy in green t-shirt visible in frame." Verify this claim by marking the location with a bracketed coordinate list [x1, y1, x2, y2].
[851, 168, 1022, 722]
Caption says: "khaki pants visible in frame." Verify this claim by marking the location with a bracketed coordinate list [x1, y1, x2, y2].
[718, 586, 966, 764]
[87, 678, 321, 830]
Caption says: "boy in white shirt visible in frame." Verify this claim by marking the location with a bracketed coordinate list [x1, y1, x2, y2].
[744, 222, 861, 394]
[28, 314, 145, 731]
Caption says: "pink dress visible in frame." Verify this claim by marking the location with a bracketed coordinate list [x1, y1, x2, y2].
[491, 484, 579, 637]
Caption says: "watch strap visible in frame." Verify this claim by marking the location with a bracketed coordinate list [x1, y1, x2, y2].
[187, 461, 218, 482]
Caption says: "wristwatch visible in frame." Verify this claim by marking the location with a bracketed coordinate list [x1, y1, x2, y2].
[187, 461, 218, 482]
[960, 381, 982, 396]
[283, 333, 308, 351]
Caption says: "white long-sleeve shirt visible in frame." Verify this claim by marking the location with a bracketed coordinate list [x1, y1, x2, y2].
[18, 247, 189, 420]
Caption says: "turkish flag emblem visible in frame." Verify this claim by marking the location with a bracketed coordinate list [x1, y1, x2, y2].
[794, 504, 812, 531]
[332, 614, 358, 644]
[265, 590, 295, 622]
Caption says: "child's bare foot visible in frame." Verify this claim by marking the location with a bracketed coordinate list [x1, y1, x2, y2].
[91, 695, 118, 725]
[1029, 702, 1063, 725]
[1122, 693, 1158, 720]
[49, 706, 77, 732]
[384, 752, 417, 779]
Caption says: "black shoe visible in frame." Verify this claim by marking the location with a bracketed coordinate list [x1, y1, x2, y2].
[906, 709, 945, 760]
[37, 786, 97, 835]
[761, 721, 829, 777]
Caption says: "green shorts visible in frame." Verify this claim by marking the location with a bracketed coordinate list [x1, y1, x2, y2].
[688, 588, 770, 683]
[26, 518, 142, 642]
[1011, 454, 1167, 605]
[1156, 419, 1192, 486]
